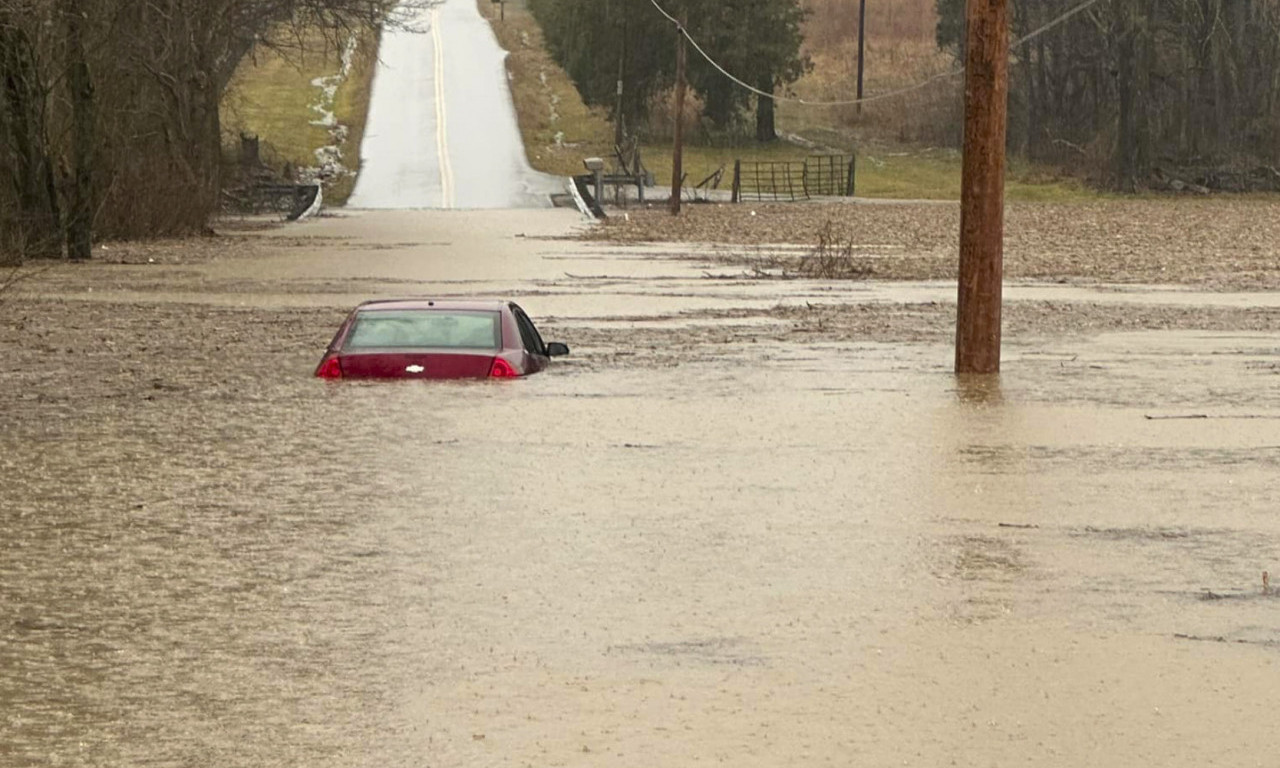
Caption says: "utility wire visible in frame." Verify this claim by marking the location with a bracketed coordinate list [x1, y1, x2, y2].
[647, 0, 1108, 107]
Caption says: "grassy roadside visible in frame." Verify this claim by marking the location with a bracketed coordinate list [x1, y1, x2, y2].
[477, 0, 614, 176]
[853, 147, 1102, 202]
[221, 30, 379, 205]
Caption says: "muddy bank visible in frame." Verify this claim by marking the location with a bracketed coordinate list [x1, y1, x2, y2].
[558, 300, 1280, 367]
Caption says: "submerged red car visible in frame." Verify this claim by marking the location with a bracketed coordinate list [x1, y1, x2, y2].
[314, 299, 569, 380]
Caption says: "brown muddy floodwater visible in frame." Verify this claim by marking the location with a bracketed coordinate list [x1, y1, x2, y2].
[3, 209, 1280, 767]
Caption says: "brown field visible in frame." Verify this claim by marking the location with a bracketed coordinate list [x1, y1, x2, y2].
[802, 0, 937, 48]
[783, 0, 961, 149]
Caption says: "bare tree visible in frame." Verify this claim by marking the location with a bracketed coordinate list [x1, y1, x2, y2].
[939, 0, 1280, 189]
[62, 0, 94, 260]
[0, 0, 403, 264]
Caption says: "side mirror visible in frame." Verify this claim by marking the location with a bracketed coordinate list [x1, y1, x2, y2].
[545, 342, 570, 357]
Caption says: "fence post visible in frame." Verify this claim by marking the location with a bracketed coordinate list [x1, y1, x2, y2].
[669, 12, 687, 215]
[846, 155, 856, 196]
[732, 159, 741, 203]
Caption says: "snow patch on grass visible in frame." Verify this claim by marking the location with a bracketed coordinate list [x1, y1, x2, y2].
[304, 35, 359, 185]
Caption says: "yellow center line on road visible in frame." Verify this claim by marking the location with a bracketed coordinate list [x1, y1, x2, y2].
[431, 7, 455, 208]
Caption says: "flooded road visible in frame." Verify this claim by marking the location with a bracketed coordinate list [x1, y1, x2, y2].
[4, 210, 1280, 766]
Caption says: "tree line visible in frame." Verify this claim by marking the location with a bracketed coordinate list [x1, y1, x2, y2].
[0, 0, 395, 264]
[532, 0, 1280, 191]
[939, 0, 1280, 190]
[527, 0, 810, 144]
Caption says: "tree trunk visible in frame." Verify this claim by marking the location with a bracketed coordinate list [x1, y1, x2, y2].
[1136, 0, 1155, 174]
[755, 74, 777, 142]
[64, 0, 95, 261]
[1114, 1, 1146, 192]
[196, 62, 222, 225]
[1, 25, 61, 258]
[669, 13, 686, 215]
[1018, 9, 1036, 157]
[1034, 36, 1050, 159]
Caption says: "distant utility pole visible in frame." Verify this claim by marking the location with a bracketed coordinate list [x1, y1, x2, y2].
[670, 13, 687, 215]
[955, 0, 1009, 374]
[615, 20, 626, 148]
[856, 0, 866, 115]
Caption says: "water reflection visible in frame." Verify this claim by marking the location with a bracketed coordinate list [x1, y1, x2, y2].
[953, 373, 1004, 407]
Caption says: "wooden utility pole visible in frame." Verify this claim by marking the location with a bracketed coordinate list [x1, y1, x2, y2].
[954, 0, 1009, 374]
[670, 13, 687, 215]
[856, 0, 867, 115]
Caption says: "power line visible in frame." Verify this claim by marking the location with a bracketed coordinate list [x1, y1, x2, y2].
[647, 0, 1108, 107]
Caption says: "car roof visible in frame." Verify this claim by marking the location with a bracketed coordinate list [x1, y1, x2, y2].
[354, 298, 511, 312]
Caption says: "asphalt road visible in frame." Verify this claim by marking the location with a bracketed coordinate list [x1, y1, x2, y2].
[347, 0, 562, 209]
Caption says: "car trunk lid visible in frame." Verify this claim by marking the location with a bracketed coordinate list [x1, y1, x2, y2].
[338, 351, 496, 379]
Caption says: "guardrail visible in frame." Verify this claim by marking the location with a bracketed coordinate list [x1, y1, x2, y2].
[222, 182, 321, 221]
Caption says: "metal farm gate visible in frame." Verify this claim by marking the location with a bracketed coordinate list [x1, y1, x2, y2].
[732, 160, 809, 202]
[731, 154, 856, 202]
[803, 154, 856, 197]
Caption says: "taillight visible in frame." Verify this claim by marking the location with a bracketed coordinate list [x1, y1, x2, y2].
[489, 357, 518, 378]
[316, 356, 343, 379]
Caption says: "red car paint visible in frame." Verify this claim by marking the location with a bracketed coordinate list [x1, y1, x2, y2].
[315, 299, 569, 380]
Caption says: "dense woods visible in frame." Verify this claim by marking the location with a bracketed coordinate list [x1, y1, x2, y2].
[0, 0, 394, 263]
[940, 0, 1280, 189]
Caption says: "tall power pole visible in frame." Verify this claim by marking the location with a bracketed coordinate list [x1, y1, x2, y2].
[955, 0, 1009, 374]
[856, 0, 867, 114]
[670, 14, 687, 215]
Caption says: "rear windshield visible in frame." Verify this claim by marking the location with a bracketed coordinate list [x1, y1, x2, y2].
[344, 310, 501, 350]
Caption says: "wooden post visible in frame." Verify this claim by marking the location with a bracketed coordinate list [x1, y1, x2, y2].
[955, 0, 1009, 374]
[670, 13, 687, 215]
[732, 159, 741, 203]
[636, 146, 645, 203]
[856, 0, 867, 115]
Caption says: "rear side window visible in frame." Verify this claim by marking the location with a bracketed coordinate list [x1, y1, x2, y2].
[511, 306, 546, 354]
[344, 310, 500, 350]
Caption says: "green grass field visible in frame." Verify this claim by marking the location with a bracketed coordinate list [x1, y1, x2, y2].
[855, 149, 1102, 202]
[221, 31, 377, 205]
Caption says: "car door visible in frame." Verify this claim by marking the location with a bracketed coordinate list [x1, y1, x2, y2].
[510, 304, 549, 374]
